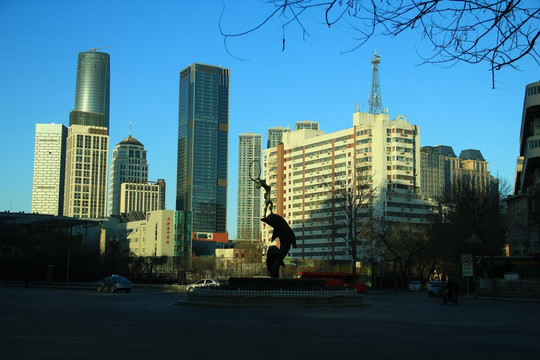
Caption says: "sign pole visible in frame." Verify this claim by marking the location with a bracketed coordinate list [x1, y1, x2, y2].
[461, 254, 473, 297]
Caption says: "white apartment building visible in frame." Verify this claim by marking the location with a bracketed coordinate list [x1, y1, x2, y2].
[31, 123, 67, 216]
[63, 125, 109, 218]
[127, 210, 175, 257]
[237, 133, 262, 242]
[262, 111, 436, 261]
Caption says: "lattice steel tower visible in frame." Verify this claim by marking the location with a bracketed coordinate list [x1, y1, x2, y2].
[369, 51, 385, 115]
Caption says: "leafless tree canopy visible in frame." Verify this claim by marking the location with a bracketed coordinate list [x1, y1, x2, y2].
[220, 0, 539, 87]
[318, 168, 375, 272]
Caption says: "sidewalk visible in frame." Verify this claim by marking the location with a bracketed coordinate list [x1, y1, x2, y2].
[1, 281, 188, 292]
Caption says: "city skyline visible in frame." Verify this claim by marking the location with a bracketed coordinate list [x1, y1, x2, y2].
[1, 1, 537, 239]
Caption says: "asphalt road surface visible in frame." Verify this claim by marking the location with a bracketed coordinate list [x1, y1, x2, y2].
[1, 286, 539, 360]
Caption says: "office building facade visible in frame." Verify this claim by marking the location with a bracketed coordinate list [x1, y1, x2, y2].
[31, 123, 68, 216]
[127, 210, 175, 257]
[63, 125, 109, 218]
[109, 133, 149, 216]
[237, 133, 262, 242]
[119, 179, 165, 215]
[176, 63, 229, 255]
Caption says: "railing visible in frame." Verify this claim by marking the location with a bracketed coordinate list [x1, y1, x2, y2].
[192, 288, 355, 297]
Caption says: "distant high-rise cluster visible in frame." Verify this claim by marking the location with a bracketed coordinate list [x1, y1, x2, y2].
[32, 50, 165, 221]
[420, 146, 493, 201]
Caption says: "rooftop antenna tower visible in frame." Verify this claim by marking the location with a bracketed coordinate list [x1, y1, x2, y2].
[369, 50, 385, 115]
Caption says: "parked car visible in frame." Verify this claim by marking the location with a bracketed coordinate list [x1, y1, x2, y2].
[186, 279, 221, 293]
[428, 281, 442, 297]
[408, 281, 423, 291]
[97, 275, 132, 293]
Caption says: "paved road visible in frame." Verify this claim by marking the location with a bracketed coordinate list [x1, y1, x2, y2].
[1, 286, 539, 360]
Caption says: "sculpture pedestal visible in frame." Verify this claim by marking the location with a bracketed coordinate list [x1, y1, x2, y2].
[179, 277, 369, 308]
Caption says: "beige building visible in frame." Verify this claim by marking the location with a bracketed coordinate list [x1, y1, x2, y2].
[420, 146, 493, 201]
[263, 111, 435, 261]
[119, 179, 166, 215]
[63, 125, 109, 218]
[127, 210, 175, 257]
[447, 149, 492, 190]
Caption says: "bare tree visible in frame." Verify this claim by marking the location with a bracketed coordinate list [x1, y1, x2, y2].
[383, 224, 431, 288]
[321, 167, 376, 274]
[432, 177, 508, 294]
[220, 0, 539, 87]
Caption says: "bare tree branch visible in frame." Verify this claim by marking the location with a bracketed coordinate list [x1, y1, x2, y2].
[221, 0, 540, 87]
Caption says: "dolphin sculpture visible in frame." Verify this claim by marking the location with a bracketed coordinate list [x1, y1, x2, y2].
[261, 213, 296, 278]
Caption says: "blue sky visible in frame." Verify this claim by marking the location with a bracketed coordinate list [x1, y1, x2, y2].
[0, 0, 537, 239]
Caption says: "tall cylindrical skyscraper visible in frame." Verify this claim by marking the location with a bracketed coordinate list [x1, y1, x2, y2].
[64, 50, 111, 219]
[70, 51, 110, 129]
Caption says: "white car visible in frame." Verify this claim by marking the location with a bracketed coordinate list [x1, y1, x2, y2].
[186, 279, 221, 293]
[408, 281, 423, 291]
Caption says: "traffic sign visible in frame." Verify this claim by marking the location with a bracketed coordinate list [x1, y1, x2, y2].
[461, 254, 473, 277]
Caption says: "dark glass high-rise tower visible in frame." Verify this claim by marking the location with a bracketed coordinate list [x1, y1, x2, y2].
[176, 63, 229, 236]
[69, 51, 110, 130]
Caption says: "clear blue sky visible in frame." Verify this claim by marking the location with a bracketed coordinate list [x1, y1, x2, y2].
[0, 0, 537, 239]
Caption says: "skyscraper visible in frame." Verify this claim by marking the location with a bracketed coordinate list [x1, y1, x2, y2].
[420, 145, 493, 201]
[420, 145, 456, 201]
[64, 50, 110, 218]
[267, 126, 290, 149]
[31, 123, 67, 216]
[70, 51, 110, 129]
[63, 125, 109, 218]
[109, 132, 149, 216]
[237, 133, 262, 242]
[176, 63, 229, 254]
